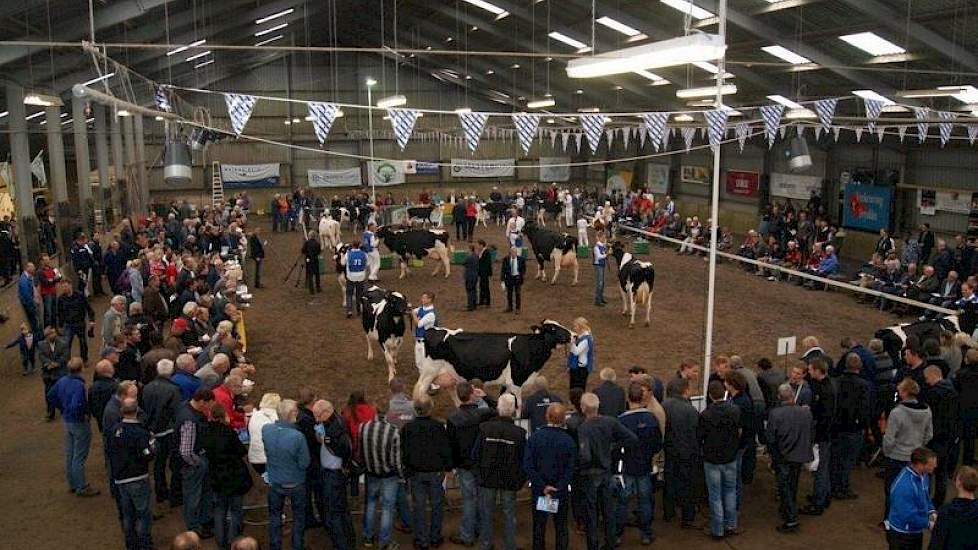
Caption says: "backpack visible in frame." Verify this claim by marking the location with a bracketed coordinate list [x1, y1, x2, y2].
[116, 269, 131, 293]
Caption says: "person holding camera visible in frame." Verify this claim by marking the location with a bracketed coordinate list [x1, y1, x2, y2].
[56, 280, 96, 364]
[301, 230, 323, 295]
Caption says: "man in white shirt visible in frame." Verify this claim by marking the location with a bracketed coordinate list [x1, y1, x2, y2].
[506, 211, 525, 253]
[563, 191, 574, 228]
[362, 222, 381, 282]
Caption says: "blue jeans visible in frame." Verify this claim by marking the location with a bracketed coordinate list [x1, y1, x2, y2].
[118, 478, 153, 550]
[268, 483, 307, 550]
[616, 474, 654, 539]
[774, 461, 802, 526]
[735, 448, 745, 511]
[64, 421, 92, 493]
[364, 475, 399, 546]
[63, 323, 89, 362]
[22, 303, 40, 337]
[479, 487, 516, 550]
[704, 461, 738, 537]
[322, 469, 354, 550]
[812, 441, 831, 507]
[214, 494, 244, 549]
[593, 265, 605, 304]
[457, 468, 480, 544]
[397, 480, 412, 527]
[830, 431, 862, 497]
[181, 458, 212, 531]
[410, 472, 445, 547]
[42, 294, 56, 329]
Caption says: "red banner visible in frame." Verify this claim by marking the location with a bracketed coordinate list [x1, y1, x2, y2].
[725, 170, 759, 197]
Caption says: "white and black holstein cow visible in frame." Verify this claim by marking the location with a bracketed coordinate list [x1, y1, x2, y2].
[361, 285, 409, 381]
[332, 243, 352, 307]
[523, 221, 579, 285]
[415, 320, 572, 406]
[610, 241, 655, 328]
[483, 201, 511, 225]
[318, 213, 342, 252]
[377, 226, 452, 279]
[407, 205, 435, 227]
[874, 316, 961, 369]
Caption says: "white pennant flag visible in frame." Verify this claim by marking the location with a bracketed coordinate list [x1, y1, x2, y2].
[575, 132, 583, 152]
[307, 102, 340, 145]
[30, 150, 46, 185]
[968, 125, 978, 145]
[815, 126, 824, 140]
[833, 126, 842, 142]
[622, 127, 631, 150]
[760, 104, 785, 148]
[458, 112, 489, 153]
[606, 129, 615, 150]
[898, 126, 907, 142]
[876, 125, 886, 142]
[388, 109, 419, 150]
[224, 93, 258, 135]
[681, 127, 696, 151]
[703, 109, 729, 149]
[641, 113, 669, 152]
[580, 114, 607, 154]
[779, 126, 787, 140]
[512, 114, 540, 155]
[937, 111, 954, 146]
[735, 122, 750, 153]
[638, 126, 647, 149]
[855, 127, 864, 142]
[913, 107, 930, 143]
[550, 130, 559, 149]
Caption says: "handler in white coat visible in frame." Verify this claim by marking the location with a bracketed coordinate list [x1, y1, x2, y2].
[362, 222, 381, 281]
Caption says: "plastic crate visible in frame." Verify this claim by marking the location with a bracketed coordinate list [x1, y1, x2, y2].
[451, 250, 468, 265]
[318, 257, 327, 273]
[632, 240, 650, 255]
[443, 214, 454, 225]
[410, 258, 425, 268]
[576, 245, 591, 259]
[380, 255, 395, 270]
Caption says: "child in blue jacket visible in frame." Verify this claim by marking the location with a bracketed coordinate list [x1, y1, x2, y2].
[6, 322, 36, 375]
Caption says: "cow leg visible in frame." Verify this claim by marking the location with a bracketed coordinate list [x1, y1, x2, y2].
[442, 252, 451, 278]
[320, 233, 328, 252]
[550, 251, 562, 285]
[571, 257, 579, 286]
[620, 287, 629, 316]
[383, 345, 396, 381]
[399, 257, 408, 279]
[629, 291, 637, 328]
[365, 333, 374, 361]
[645, 291, 653, 327]
[339, 276, 347, 307]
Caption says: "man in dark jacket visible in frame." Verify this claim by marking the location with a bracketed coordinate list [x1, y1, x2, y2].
[830, 354, 873, 500]
[314, 399, 355, 550]
[107, 397, 155, 550]
[142, 358, 183, 507]
[89, 360, 118, 433]
[661, 378, 700, 527]
[767, 383, 815, 533]
[301, 231, 322, 295]
[725, 371, 756, 511]
[802, 359, 837, 515]
[39, 326, 69, 421]
[594, 368, 626, 418]
[402, 395, 453, 550]
[476, 240, 492, 307]
[955, 348, 978, 466]
[501, 246, 526, 314]
[295, 387, 324, 526]
[929, 465, 978, 550]
[698, 381, 741, 540]
[524, 403, 576, 550]
[56, 280, 95, 363]
[247, 227, 265, 288]
[463, 245, 479, 311]
[616, 382, 663, 545]
[454, 201, 468, 241]
[924, 365, 961, 506]
[176, 388, 215, 538]
[521, 376, 563, 432]
[577, 392, 638, 550]
[473, 393, 526, 550]
[48, 357, 100, 497]
[446, 382, 496, 546]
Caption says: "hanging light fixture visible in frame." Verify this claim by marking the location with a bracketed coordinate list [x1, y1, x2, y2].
[376, 95, 407, 108]
[567, 33, 725, 78]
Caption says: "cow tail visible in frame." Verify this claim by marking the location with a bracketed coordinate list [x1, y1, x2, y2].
[636, 283, 650, 306]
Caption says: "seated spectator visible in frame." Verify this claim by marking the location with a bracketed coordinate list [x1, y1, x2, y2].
[679, 217, 701, 255]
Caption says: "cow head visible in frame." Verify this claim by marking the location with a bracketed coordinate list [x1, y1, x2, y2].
[533, 319, 572, 347]
[386, 291, 409, 316]
[333, 243, 351, 266]
[376, 225, 395, 240]
[523, 220, 539, 236]
[610, 240, 626, 265]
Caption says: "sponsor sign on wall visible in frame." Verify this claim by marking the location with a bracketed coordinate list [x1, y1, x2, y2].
[450, 158, 516, 178]
[308, 167, 362, 188]
[843, 183, 892, 232]
[539, 157, 571, 182]
[220, 163, 280, 188]
[680, 165, 710, 184]
[645, 163, 669, 195]
[725, 170, 759, 197]
[367, 161, 408, 186]
[769, 172, 821, 200]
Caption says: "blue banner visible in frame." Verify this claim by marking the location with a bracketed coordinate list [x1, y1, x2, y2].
[220, 163, 281, 189]
[843, 183, 892, 231]
[416, 161, 440, 175]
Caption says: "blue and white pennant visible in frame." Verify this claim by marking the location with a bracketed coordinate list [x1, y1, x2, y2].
[863, 99, 885, 132]
[512, 114, 541, 155]
[388, 109, 419, 150]
[913, 107, 930, 143]
[640, 113, 668, 152]
[814, 99, 837, 134]
[760, 104, 785, 148]
[937, 111, 954, 147]
[458, 112, 489, 153]
[579, 114, 607, 154]
[155, 86, 172, 113]
[224, 93, 258, 135]
[703, 109, 729, 149]
[307, 102, 340, 145]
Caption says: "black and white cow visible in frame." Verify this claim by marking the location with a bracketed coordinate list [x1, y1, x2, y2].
[610, 241, 655, 328]
[415, 320, 573, 406]
[377, 226, 452, 279]
[523, 221, 579, 285]
[483, 201, 511, 225]
[534, 199, 562, 227]
[407, 206, 435, 227]
[332, 243, 352, 307]
[874, 316, 960, 369]
[361, 285, 409, 381]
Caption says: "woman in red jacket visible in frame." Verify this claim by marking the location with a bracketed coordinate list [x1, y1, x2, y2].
[38, 254, 59, 328]
[342, 390, 377, 460]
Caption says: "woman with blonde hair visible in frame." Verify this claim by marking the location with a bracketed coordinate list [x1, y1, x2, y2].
[247, 392, 281, 474]
[567, 317, 594, 390]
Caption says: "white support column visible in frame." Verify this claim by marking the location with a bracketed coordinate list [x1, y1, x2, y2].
[6, 84, 40, 265]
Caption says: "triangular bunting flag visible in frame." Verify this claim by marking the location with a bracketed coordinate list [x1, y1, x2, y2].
[606, 129, 615, 150]
[459, 112, 489, 153]
[30, 150, 46, 185]
[833, 126, 841, 142]
[580, 114, 606, 154]
[638, 127, 647, 149]
[388, 109, 419, 150]
[641, 113, 668, 152]
[814, 98, 837, 133]
[876, 125, 886, 142]
[913, 107, 930, 143]
[735, 122, 750, 153]
[622, 127, 631, 150]
[855, 127, 864, 142]
[550, 130, 559, 149]
[864, 98, 884, 131]
[703, 109, 729, 149]
[898, 126, 907, 142]
[938, 111, 954, 147]
[815, 126, 824, 140]
[968, 125, 978, 145]
[575, 132, 584, 152]
[779, 126, 787, 140]
[224, 93, 258, 135]
[307, 102, 340, 145]
[561, 132, 570, 151]
[155, 86, 172, 113]
[681, 127, 696, 151]
[512, 114, 540, 155]
[760, 104, 785, 148]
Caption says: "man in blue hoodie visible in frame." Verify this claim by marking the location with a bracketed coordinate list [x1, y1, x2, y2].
[616, 382, 663, 545]
[885, 447, 937, 550]
[47, 357, 100, 497]
[524, 403, 577, 550]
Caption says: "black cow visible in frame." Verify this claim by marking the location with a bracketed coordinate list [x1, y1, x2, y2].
[332, 243, 351, 307]
[874, 316, 960, 370]
[610, 241, 656, 327]
[407, 206, 435, 226]
[523, 220, 579, 285]
[415, 320, 573, 405]
[483, 201, 511, 225]
[376, 226, 452, 279]
[533, 199, 562, 227]
[361, 285, 409, 381]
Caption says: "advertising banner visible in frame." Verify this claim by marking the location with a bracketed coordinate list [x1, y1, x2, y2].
[367, 160, 408, 187]
[843, 183, 892, 232]
[606, 164, 634, 194]
[220, 163, 280, 188]
[645, 163, 669, 194]
[770, 172, 821, 200]
[450, 158, 516, 178]
[680, 165, 710, 184]
[935, 190, 971, 214]
[415, 161, 441, 176]
[725, 170, 759, 197]
[919, 189, 937, 216]
[539, 157, 571, 182]
[308, 167, 363, 188]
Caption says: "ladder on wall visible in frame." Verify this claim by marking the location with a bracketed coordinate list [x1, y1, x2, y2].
[211, 161, 224, 208]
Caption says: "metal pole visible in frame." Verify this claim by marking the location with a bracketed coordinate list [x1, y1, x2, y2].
[367, 84, 376, 204]
[71, 95, 94, 234]
[93, 104, 113, 226]
[122, 113, 136, 217]
[44, 106, 70, 255]
[134, 114, 148, 215]
[7, 84, 40, 266]
[702, 0, 727, 397]
[110, 109, 125, 219]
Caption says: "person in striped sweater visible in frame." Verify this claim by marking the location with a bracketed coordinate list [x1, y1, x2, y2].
[359, 399, 403, 550]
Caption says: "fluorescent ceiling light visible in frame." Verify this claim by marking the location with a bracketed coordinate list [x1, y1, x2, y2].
[462, 0, 508, 17]
[676, 84, 736, 98]
[292, 118, 301, 123]
[546, 118, 556, 123]
[938, 85, 978, 104]
[651, 79, 671, 86]
[255, 8, 294, 25]
[575, 89, 584, 94]
[852, 89, 895, 106]
[766, 94, 804, 110]
[784, 108, 816, 120]
[634, 69, 665, 82]
[596, 16, 641, 37]
[510, 63, 520, 69]
[25, 111, 45, 120]
[454, 107, 472, 114]
[255, 34, 284, 47]
[117, 110, 131, 117]
[284, 120, 292, 125]
[881, 105, 910, 113]
[185, 50, 211, 62]
[82, 72, 115, 86]
[0, 111, 8, 118]
[155, 116, 165, 121]
[660, 0, 713, 20]
[578, 107, 601, 113]
[674, 114, 694, 122]
[255, 23, 288, 37]
[527, 98, 556, 109]
[194, 59, 215, 69]
[376, 95, 407, 108]
[60, 118, 74, 125]
[761, 45, 811, 65]
[839, 32, 905, 56]
[24, 93, 60, 107]
[366, 78, 378, 86]
[485, 69, 494, 75]
[167, 39, 205, 56]
[549, 31, 589, 50]
[567, 32, 725, 78]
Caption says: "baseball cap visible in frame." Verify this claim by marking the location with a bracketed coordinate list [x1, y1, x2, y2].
[172, 318, 190, 332]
